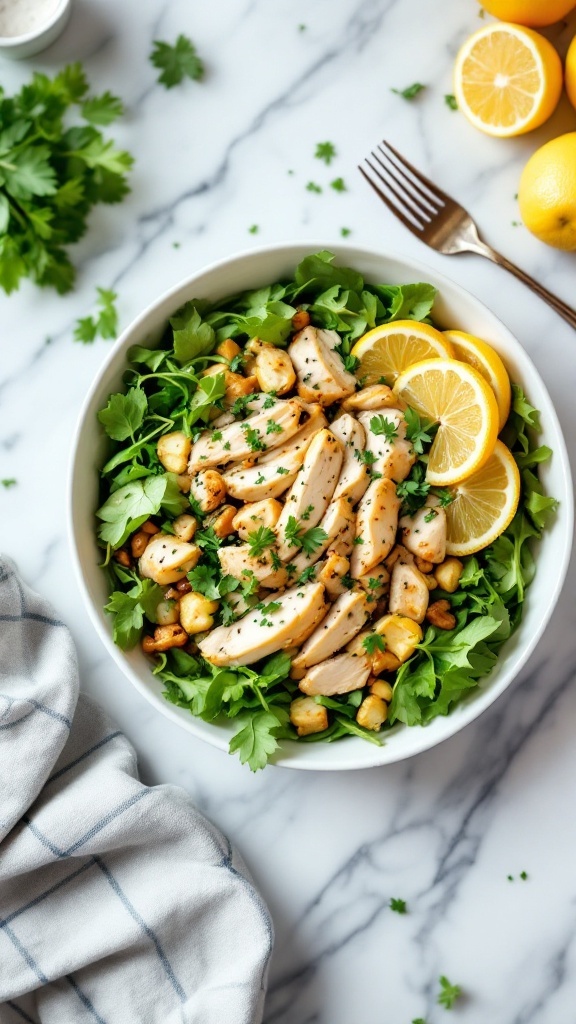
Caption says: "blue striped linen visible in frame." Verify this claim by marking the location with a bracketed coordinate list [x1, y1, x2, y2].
[0, 559, 272, 1024]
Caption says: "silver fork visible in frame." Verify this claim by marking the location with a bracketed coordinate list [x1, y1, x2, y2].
[359, 140, 576, 330]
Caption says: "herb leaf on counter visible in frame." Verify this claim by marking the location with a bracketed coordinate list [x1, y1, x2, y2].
[74, 288, 119, 343]
[392, 82, 426, 99]
[0, 64, 133, 295]
[150, 34, 204, 88]
[314, 141, 337, 164]
[437, 976, 462, 1010]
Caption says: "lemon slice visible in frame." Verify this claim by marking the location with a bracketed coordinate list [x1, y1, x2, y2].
[444, 441, 521, 556]
[454, 24, 563, 137]
[351, 320, 454, 385]
[443, 330, 511, 432]
[393, 358, 499, 486]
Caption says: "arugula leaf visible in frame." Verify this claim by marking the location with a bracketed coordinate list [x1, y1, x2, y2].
[392, 82, 426, 100]
[170, 302, 216, 363]
[294, 250, 364, 294]
[229, 707, 289, 771]
[98, 388, 147, 441]
[373, 282, 436, 322]
[150, 35, 204, 88]
[128, 345, 168, 371]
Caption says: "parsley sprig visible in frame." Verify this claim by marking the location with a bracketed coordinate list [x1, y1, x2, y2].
[0, 63, 132, 295]
[247, 527, 277, 558]
[284, 515, 328, 555]
[150, 34, 204, 88]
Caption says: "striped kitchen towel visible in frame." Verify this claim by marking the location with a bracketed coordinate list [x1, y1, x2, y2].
[0, 558, 272, 1024]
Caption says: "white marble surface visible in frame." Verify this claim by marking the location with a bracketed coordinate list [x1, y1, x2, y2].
[1, 1, 576, 1020]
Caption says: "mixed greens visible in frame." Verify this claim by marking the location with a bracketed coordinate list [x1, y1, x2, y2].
[95, 251, 557, 770]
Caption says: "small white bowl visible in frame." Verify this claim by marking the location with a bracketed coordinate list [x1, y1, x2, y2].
[68, 243, 573, 771]
[0, 0, 71, 59]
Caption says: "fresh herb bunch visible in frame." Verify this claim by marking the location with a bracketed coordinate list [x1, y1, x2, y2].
[95, 252, 556, 770]
[0, 63, 133, 294]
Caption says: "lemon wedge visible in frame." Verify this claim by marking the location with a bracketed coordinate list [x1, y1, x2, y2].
[351, 320, 454, 385]
[393, 358, 499, 486]
[444, 440, 521, 556]
[443, 330, 511, 432]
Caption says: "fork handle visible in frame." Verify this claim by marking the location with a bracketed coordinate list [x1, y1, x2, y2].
[473, 242, 576, 330]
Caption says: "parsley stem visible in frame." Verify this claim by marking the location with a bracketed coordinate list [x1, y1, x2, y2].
[252, 683, 269, 711]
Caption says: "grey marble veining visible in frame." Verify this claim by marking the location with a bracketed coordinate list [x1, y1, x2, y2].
[1, 1, 575, 1021]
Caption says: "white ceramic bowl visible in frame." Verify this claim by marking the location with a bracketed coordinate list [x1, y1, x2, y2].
[0, 0, 71, 58]
[68, 243, 573, 770]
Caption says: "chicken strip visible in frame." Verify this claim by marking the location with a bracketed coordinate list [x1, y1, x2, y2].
[189, 397, 303, 471]
[350, 478, 401, 578]
[399, 497, 447, 564]
[298, 652, 371, 696]
[218, 545, 288, 590]
[342, 384, 398, 412]
[388, 562, 430, 623]
[222, 405, 327, 503]
[275, 428, 343, 561]
[357, 408, 416, 483]
[289, 326, 356, 406]
[291, 591, 370, 677]
[198, 581, 327, 667]
[330, 413, 370, 506]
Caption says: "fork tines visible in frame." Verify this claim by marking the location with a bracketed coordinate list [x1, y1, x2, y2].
[359, 140, 448, 236]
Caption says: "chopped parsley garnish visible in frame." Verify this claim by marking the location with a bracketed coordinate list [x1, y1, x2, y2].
[340, 227, 352, 237]
[424, 508, 438, 523]
[445, 93, 458, 110]
[301, 504, 315, 521]
[369, 415, 398, 443]
[229, 355, 244, 373]
[433, 488, 454, 507]
[231, 394, 255, 416]
[362, 634, 385, 655]
[150, 34, 204, 88]
[284, 516, 328, 555]
[1, 478, 17, 488]
[396, 463, 430, 515]
[520, 870, 528, 880]
[330, 177, 346, 192]
[211, 430, 222, 442]
[437, 976, 462, 1010]
[266, 419, 283, 435]
[315, 141, 337, 165]
[392, 82, 426, 100]
[355, 449, 378, 467]
[270, 550, 282, 571]
[240, 570, 260, 597]
[262, 393, 276, 410]
[352, 536, 364, 545]
[276, 467, 289, 475]
[247, 526, 277, 557]
[223, 441, 232, 451]
[306, 181, 322, 193]
[255, 473, 266, 485]
[389, 897, 407, 914]
[368, 577, 381, 590]
[248, 224, 259, 234]
[296, 565, 317, 584]
[404, 407, 437, 454]
[241, 423, 266, 452]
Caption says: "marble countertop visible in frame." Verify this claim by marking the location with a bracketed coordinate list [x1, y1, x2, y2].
[1, 0, 576, 1020]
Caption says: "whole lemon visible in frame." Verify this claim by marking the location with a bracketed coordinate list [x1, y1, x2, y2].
[518, 134, 576, 250]
[566, 34, 576, 110]
[481, 0, 576, 26]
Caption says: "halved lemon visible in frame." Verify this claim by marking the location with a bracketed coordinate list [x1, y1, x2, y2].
[444, 440, 521, 556]
[454, 23, 563, 137]
[351, 320, 454, 385]
[393, 358, 499, 486]
[443, 330, 511, 432]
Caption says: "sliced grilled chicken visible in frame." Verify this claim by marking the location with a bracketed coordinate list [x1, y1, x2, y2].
[218, 544, 287, 589]
[314, 552, 351, 599]
[342, 384, 397, 412]
[298, 652, 371, 696]
[232, 498, 283, 540]
[198, 582, 327, 667]
[222, 405, 327, 502]
[388, 562, 430, 623]
[275, 428, 343, 561]
[291, 591, 370, 676]
[330, 413, 370, 506]
[139, 534, 200, 586]
[189, 397, 303, 471]
[357, 408, 416, 482]
[289, 326, 356, 407]
[399, 497, 447, 564]
[288, 498, 356, 576]
[357, 563, 390, 602]
[351, 478, 401, 578]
